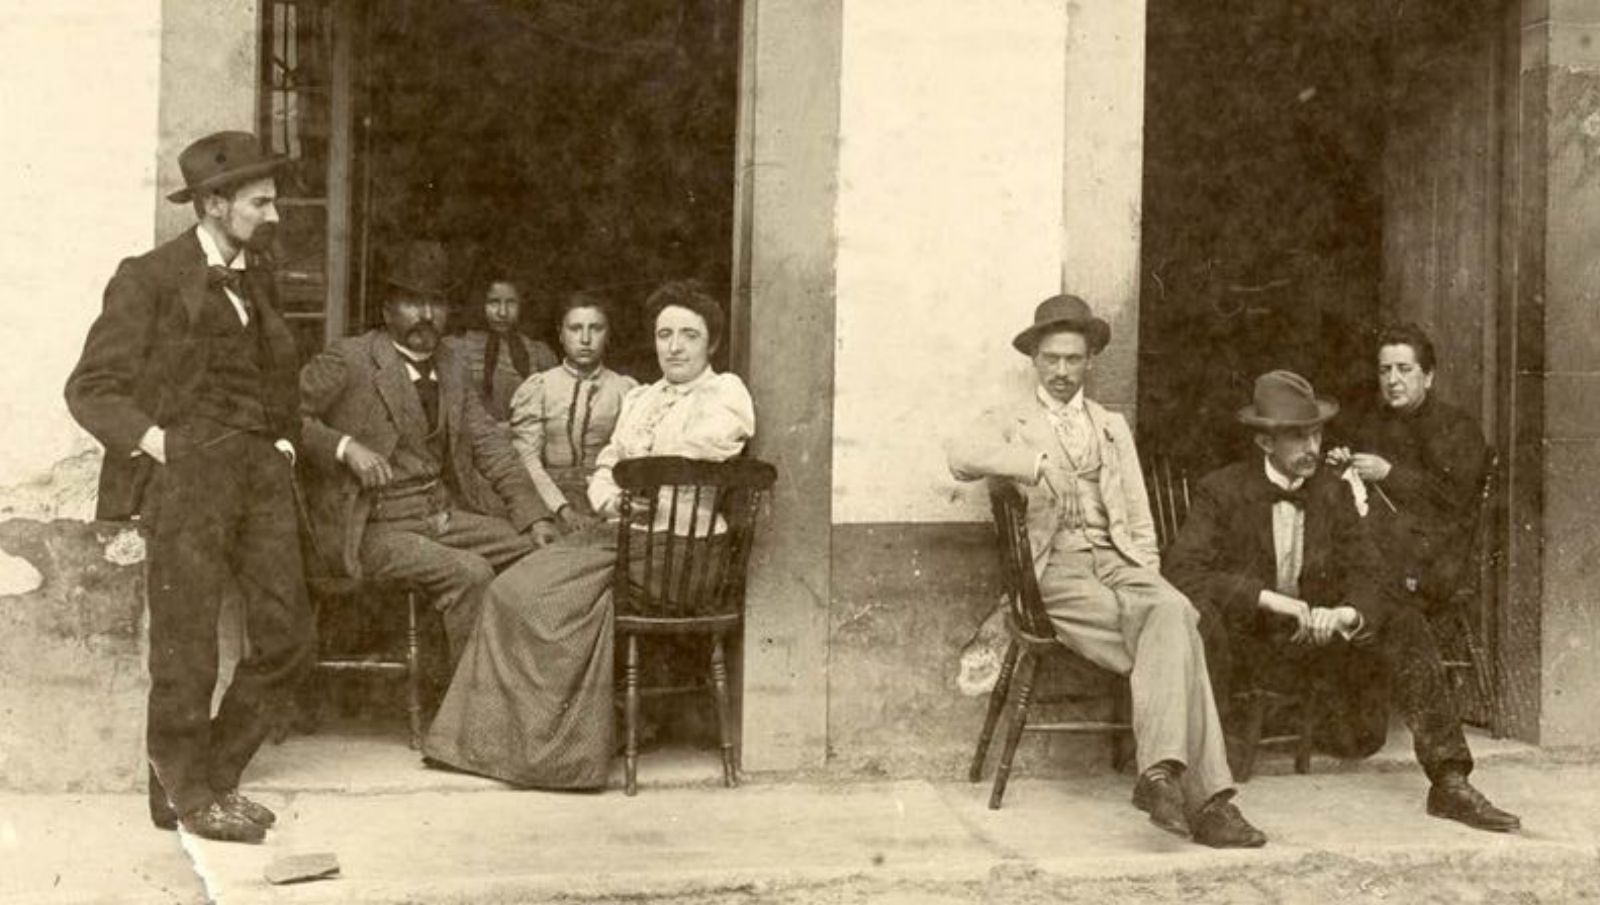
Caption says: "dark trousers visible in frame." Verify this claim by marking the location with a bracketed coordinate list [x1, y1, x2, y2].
[143, 427, 313, 820]
[1231, 604, 1473, 784]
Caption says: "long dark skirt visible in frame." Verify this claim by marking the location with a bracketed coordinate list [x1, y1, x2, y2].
[423, 524, 620, 789]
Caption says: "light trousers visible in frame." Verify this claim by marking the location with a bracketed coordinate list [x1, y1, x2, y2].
[1038, 531, 1234, 805]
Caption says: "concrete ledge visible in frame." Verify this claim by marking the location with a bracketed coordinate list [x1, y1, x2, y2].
[0, 519, 146, 793]
[3, 757, 1598, 904]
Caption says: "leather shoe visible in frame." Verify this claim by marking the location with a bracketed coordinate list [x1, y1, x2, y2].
[1427, 774, 1520, 832]
[217, 790, 277, 827]
[1190, 795, 1267, 848]
[177, 802, 267, 844]
[1131, 772, 1190, 837]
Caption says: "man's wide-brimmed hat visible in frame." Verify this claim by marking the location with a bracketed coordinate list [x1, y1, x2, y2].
[383, 240, 457, 299]
[167, 131, 291, 203]
[1237, 370, 1339, 429]
[1012, 294, 1111, 356]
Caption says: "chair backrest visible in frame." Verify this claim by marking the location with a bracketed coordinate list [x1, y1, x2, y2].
[1447, 449, 1501, 607]
[613, 456, 778, 619]
[988, 481, 1055, 639]
[1144, 455, 1191, 553]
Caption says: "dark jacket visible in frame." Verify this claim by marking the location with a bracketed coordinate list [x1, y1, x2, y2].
[64, 228, 301, 520]
[1340, 396, 1487, 597]
[298, 330, 550, 577]
[1163, 459, 1392, 633]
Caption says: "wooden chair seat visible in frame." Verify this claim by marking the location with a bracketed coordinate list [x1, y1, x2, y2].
[969, 481, 1134, 810]
[305, 575, 428, 749]
[611, 455, 777, 796]
[1144, 455, 1313, 782]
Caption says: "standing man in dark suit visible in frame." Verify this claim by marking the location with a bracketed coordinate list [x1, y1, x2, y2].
[1164, 370, 1519, 832]
[299, 241, 556, 663]
[1328, 323, 1489, 607]
[65, 132, 312, 844]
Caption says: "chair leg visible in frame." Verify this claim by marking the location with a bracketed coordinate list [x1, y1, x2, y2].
[710, 634, 737, 789]
[1234, 692, 1267, 783]
[1110, 681, 1135, 773]
[405, 591, 423, 751]
[624, 633, 641, 797]
[1294, 691, 1315, 775]
[1457, 607, 1506, 739]
[969, 641, 1020, 782]
[988, 651, 1037, 811]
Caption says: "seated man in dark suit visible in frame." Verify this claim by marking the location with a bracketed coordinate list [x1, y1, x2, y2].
[299, 241, 558, 662]
[1164, 370, 1519, 833]
[1327, 322, 1488, 608]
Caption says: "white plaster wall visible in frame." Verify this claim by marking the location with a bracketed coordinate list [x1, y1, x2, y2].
[833, 0, 1069, 525]
[0, 4, 163, 505]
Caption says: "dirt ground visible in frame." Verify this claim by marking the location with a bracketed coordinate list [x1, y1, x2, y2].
[592, 854, 1600, 905]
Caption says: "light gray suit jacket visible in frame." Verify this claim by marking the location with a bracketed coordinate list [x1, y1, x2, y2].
[947, 391, 1160, 579]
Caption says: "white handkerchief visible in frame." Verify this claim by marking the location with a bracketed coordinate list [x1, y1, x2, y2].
[1341, 466, 1370, 517]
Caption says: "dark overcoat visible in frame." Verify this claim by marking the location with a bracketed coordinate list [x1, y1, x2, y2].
[64, 227, 301, 520]
[1340, 397, 1488, 598]
[1163, 459, 1392, 635]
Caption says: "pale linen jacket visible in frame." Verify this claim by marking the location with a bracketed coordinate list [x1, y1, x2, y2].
[946, 391, 1161, 579]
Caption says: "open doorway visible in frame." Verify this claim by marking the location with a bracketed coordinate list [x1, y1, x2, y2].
[258, 0, 750, 770]
[357, 0, 744, 378]
[1136, 0, 1516, 733]
[1137, 0, 1390, 474]
[262, 0, 744, 378]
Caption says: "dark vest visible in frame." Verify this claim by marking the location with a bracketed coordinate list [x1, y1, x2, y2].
[190, 285, 271, 433]
[387, 370, 451, 490]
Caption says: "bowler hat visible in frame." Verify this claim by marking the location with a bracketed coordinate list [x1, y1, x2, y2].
[167, 131, 291, 203]
[383, 240, 457, 299]
[1012, 294, 1111, 356]
[1236, 370, 1339, 429]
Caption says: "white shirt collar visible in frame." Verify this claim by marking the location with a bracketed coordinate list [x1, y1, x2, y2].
[1035, 385, 1085, 416]
[1263, 456, 1306, 492]
[662, 366, 716, 394]
[196, 224, 246, 271]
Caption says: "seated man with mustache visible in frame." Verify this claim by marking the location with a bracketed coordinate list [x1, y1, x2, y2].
[1163, 370, 1519, 833]
[299, 241, 559, 665]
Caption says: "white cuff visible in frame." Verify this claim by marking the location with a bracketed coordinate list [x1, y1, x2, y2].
[335, 435, 351, 463]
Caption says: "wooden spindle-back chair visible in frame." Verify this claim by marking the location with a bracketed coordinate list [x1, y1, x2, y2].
[612, 455, 777, 795]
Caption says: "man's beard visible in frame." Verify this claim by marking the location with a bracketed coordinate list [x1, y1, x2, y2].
[234, 222, 277, 254]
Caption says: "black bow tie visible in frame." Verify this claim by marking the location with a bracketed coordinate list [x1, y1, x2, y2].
[1271, 486, 1306, 508]
[409, 356, 437, 382]
[206, 264, 246, 295]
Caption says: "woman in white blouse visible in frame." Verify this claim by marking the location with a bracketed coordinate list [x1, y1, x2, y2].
[423, 281, 754, 789]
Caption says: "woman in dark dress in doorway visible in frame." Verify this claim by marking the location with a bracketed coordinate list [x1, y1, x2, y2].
[423, 280, 755, 788]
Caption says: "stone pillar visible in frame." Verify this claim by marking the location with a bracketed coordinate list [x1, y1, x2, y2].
[734, 0, 842, 771]
[1063, 0, 1148, 414]
[1505, 0, 1600, 746]
[156, 0, 260, 242]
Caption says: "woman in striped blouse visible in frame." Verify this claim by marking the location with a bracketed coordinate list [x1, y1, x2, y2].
[507, 292, 638, 532]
